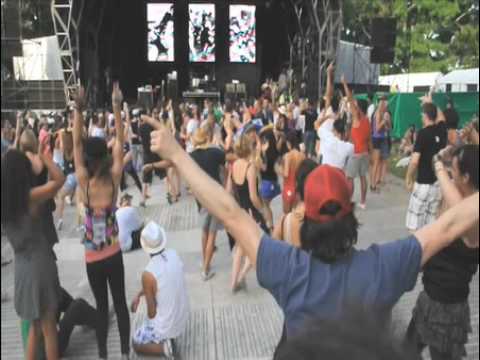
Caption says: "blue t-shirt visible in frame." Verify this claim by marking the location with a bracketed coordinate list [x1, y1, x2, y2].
[257, 234, 422, 337]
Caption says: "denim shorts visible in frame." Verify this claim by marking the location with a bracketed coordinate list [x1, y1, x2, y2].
[63, 173, 77, 193]
[260, 180, 281, 200]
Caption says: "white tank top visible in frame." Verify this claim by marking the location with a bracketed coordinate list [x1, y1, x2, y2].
[144, 249, 190, 340]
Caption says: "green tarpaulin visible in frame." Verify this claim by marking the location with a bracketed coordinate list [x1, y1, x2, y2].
[356, 92, 479, 139]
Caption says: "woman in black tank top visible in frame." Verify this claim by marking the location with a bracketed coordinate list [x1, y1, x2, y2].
[406, 145, 479, 360]
[229, 134, 268, 293]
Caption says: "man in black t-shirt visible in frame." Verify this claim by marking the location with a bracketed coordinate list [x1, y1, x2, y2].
[139, 118, 166, 207]
[406, 102, 447, 231]
[302, 100, 318, 159]
[190, 127, 226, 281]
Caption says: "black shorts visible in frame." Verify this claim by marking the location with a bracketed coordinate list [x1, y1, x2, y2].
[372, 137, 386, 150]
[143, 153, 167, 184]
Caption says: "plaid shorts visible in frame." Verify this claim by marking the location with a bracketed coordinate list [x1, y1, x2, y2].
[406, 182, 442, 231]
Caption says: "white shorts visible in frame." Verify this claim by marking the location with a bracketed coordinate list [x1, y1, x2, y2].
[406, 182, 442, 231]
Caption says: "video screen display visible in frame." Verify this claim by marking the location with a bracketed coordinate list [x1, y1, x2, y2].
[229, 5, 256, 63]
[189, 4, 216, 62]
[147, 3, 174, 62]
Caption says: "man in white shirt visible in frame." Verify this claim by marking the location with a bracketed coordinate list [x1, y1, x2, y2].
[116, 194, 144, 252]
[131, 222, 190, 358]
[318, 118, 354, 172]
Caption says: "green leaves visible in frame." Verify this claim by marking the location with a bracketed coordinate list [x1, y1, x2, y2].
[343, 0, 479, 74]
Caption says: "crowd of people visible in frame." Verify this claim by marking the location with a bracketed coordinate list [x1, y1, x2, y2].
[1, 63, 479, 360]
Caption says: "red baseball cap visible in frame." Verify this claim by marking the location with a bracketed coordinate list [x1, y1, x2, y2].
[304, 165, 354, 223]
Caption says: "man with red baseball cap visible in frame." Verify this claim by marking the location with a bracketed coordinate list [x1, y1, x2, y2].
[140, 111, 479, 359]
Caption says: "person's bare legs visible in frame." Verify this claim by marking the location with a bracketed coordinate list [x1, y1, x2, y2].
[133, 342, 166, 355]
[231, 245, 243, 291]
[360, 175, 368, 208]
[237, 257, 252, 284]
[201, 229, 208, 266]
[168, 167, 180, 201]
[203, 230, 217, 275]
[56, 189, 67, 228]
[380, 159, 388, 185]
[371, 150, 381, 189]
[41, 311, 59, 360]
[263, 198, 273, 230]
[26, 321, 41, 360]
[142, 183, 150, 206]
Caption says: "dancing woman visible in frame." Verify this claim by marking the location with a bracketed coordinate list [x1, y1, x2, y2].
[1, 148, 65, 360]
[228, 134, 268, 292]
[72, 83, 130, 359]
[406, 145, 479, 360]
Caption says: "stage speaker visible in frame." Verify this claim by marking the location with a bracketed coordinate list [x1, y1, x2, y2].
[371, 48, 395, 64]
[370, 18, 397, 64]
[138, 88, 153, 110]
[225, 83, 236, 94]
[167, 79, 178, 102]
[371, 18, 397, 48]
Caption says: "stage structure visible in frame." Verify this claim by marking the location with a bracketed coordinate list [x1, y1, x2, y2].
[51, 0, 84, 102]
[1, 0, 70, 112]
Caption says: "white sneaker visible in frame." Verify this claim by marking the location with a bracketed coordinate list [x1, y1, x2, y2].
[358, 203, 367, 210]
[201, 270, 215, 282]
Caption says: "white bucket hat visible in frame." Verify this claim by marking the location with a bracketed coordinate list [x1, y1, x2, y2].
[140, 221, 167, 255]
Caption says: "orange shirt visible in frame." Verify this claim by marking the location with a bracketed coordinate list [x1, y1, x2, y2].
[351, 116, 371, 154]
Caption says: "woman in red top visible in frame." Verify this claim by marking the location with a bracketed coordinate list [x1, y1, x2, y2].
[342, 75, 372, 210]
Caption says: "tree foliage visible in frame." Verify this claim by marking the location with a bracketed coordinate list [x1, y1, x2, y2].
[343, 0, 479, 74]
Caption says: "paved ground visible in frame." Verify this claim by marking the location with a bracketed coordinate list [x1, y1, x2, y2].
[1, 175, 479, 359]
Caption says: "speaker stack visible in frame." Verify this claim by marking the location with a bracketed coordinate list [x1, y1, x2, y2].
[225, 83, 247, 103]
[370, 18, 397, 64]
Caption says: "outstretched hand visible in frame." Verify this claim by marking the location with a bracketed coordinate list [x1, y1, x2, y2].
[112, 82, 124, 109]
[142, 115, 182, 162]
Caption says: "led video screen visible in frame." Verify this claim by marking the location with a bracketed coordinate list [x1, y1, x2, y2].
[229, 5, 256, 63]
[189, 4, 216, 62]
[147, 3, 174, 62]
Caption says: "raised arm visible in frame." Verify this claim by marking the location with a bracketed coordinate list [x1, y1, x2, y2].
[124, 102, 132, 144]
[415, 192, 479, 266]
[13, 111, 23, 149]
[146, 116, 262, 265]
[111, 82, 125, 183]
[341, 75, 359, 124]
[325, 63, 335, 110]
[72, 87, 89, 189]
[30, 153, 65, 204]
